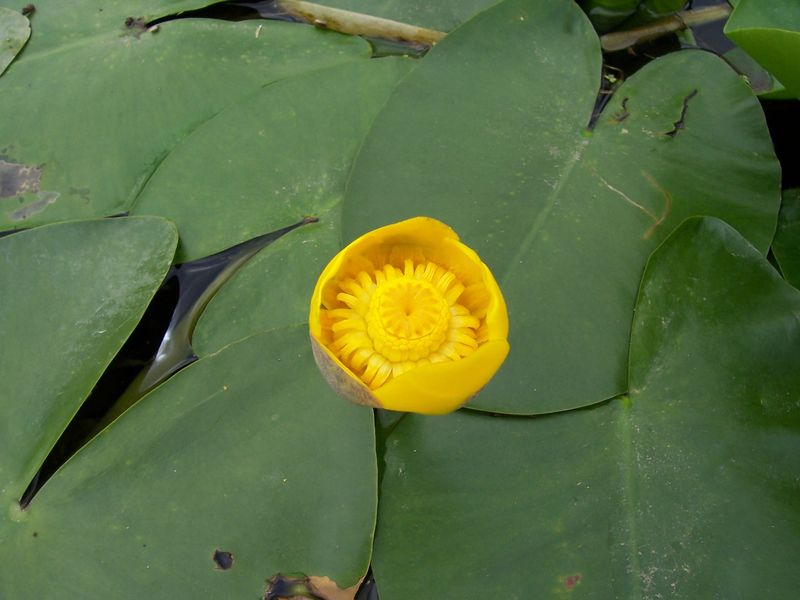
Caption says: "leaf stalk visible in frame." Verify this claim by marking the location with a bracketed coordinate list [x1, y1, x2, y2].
[276, 0, 445, 45]
[600, 5, 732, 52]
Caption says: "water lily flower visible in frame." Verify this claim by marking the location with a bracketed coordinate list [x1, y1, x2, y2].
[309, 217, 509, 415]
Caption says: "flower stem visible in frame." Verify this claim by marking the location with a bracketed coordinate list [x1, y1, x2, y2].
[276, 0, 445, 45]
[600, 5, 732, 52]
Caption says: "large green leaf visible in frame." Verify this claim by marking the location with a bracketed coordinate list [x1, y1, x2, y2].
[725, 0, 800, 99]
[344, 0, 780, 414]
[773, 189, 800, 288]
[372, 217, 800, 599]
[0, 217, 177, 505]
[0, 2, 369, 230]
[0, 6, 28, 76]
[0, 326, 376, 599]
[132, 57, 412, 263]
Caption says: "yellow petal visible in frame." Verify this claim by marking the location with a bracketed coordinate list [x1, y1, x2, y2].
[373, 340, 510, 415]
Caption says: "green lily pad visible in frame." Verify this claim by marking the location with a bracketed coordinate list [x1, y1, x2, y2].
[372, 217, 800, 599]
[725, 0, 800, 99]
[0, 326, 376, 598]
[0, 216, 177, 505]
[0, 5, 370, 230]
[0, 6, 29, 77]
[344, 0, 780, 414]
[132, 57, 412, 263]
[773, 188, 800, 288]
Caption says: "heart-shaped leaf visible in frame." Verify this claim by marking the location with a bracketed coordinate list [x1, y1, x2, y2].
[344, 0, 780, 414]
[371, 217, 800, 599]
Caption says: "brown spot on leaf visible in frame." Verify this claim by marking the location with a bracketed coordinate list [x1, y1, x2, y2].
[310, 335, 380, 409]
[212, 549, 234, 570]
[564, 574, 582, 590]
[264, 573, 363, 600]
[123, 16, 148, 37]
[307, 576, 362, 600]
[0, 160, 42, 199]
[641, 171, 673, 240]
[124, 16, 146, 29]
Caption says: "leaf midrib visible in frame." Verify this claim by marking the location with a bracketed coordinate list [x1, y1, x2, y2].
[499, 136, 591, 288]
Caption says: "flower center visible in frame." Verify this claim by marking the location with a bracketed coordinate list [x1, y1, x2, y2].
[370, 277, 449, 357]
[325, 258, 482, 389]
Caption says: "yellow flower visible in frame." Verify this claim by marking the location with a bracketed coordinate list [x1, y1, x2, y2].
[309, 217, 509, 415]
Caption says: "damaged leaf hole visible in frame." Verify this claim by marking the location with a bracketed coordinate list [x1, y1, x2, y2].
[213, 549, 234, 570]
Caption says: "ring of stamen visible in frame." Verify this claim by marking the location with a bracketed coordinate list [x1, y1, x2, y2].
[325, 258, 482, 389]
[369, 278, 449, 362]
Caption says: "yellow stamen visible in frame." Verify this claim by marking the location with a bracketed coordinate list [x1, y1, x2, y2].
[323, 258, 485, 389]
